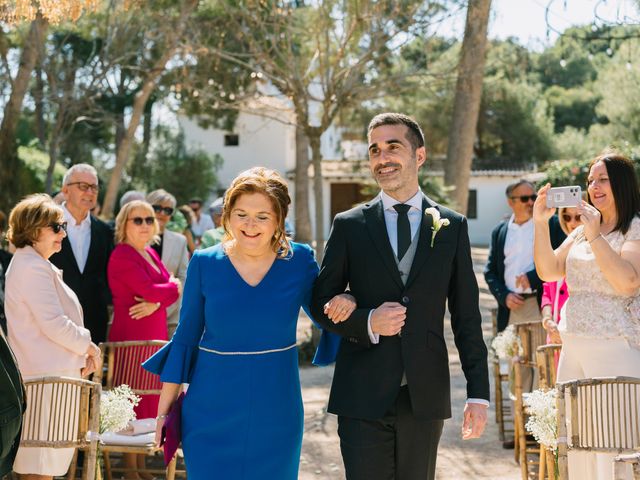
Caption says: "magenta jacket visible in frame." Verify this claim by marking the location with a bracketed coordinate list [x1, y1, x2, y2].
[541, 278, 569, 324]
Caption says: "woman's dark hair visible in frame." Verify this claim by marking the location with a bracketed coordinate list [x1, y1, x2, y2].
[587, 151, 640, 235]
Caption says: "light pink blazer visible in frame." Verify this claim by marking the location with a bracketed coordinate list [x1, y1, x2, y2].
[5, 246, 91, 376]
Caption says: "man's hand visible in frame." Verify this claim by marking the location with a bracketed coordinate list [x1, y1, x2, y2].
[461, 403, 488, 440]
[515, 274, 531, 291]
[505, 292, 524, 310]
[129, 296, 160, 320]
[324, 293, 357, 323]
[370, 302, 406, 336]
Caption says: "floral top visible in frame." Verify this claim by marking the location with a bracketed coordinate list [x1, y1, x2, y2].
[563, 216, 640, 345]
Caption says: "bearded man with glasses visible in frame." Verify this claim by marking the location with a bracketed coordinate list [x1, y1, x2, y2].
[50, 163, 114, 344]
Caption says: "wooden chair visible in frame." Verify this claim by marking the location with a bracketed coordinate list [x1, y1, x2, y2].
[536, 344, 562, 480]
[556, 377, 640, 480]
[614, 452, 640, 480]
[514, 320, 546, 480]
[94, 340, 183, 480]
[21, 376, 101, 480]
[491, 307, 514, 443]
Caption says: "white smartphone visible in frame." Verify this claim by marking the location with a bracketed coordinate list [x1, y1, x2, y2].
[546, 186, 582, 208]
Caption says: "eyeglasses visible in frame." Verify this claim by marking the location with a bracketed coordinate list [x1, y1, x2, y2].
[510, 194, 537, 203]
[49, 222, 68, 234]
[562, 213, 582, 222]
[128, 217, 155, 226]
[152, 204, 174, 216]
[67, 182, 99, 193]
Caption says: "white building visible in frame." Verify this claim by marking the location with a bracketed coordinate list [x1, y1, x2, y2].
[180, 102, 537, 246]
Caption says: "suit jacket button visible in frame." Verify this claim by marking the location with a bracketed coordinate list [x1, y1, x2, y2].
[349, 337, 357, 343]
[402, 296, 410, 304]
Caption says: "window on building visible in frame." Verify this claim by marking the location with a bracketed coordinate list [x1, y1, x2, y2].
[467, 189, 477, 219]
[224, 134, 239, 146]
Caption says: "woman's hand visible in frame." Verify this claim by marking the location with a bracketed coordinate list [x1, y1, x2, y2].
[533, 184, 556, 223]
[154, 415, 165, 446]
[81, 342, 102, 377]
[324, 293, 357, 323]
[170, 275, 183, 296]
[542, 317, 562, 344]
[129, 296, 160, 320]
[576, 201, 601, 242]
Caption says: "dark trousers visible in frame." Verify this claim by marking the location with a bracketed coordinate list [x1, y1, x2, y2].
[338, 386, 444, 480]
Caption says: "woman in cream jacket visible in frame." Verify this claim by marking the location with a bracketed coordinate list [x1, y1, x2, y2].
[5, 194, 100, 480]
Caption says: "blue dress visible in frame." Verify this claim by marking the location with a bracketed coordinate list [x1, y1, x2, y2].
[143, 242, 338, 479]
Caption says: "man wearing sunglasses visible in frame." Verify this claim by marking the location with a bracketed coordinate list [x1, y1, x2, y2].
[484, 179, 565, 447]
[146, 189, 188, 335]
[50, 164, 114, 344]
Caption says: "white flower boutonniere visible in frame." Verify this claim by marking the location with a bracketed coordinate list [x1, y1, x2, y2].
[425, 207, 449, 247]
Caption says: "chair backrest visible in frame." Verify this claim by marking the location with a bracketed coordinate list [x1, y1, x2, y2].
[516, 320, 546, 365]
[96, 341, 167, 395]
[21, 376, 101, 449]
[536, 344, 562, 389]
[557, 376, 640, 479]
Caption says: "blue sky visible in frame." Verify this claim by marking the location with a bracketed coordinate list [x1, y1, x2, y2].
[442, 0, 639, 50]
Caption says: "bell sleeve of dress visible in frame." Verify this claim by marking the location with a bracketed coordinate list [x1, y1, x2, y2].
[143, 251, 206, 384]
[296, 243, 340, 367]
[108, 248, 179, 308]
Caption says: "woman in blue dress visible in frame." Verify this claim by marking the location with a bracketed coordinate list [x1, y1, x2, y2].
[143, 167, 355, 479]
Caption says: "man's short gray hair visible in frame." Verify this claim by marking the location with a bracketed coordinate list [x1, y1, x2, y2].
[119, 190, 146, 208]
[147, 189, 177, 209]
[62, 163, 98, 186]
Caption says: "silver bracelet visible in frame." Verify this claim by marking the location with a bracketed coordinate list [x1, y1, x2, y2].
[156, 414, 168, 421]
[588, 234, 603, 244]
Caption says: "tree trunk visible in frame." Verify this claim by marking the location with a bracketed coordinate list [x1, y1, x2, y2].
[309, 132, 324, 262]
[443, 0, 492, 214]
[101, 0, 198, 218]
[294, 125, 312, 244]
[0, 14, 48, 211]
[34, 66, 46, 147]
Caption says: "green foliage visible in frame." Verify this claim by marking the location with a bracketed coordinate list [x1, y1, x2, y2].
[539, 158, 591, 188]
[17, 146, 67, 195]
[128, 127, 223, 205]
[545, 85, 602, 133]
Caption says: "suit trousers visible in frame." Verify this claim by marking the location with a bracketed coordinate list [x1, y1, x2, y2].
[337, 386, 444, 480]
[557, 333, 640, 480]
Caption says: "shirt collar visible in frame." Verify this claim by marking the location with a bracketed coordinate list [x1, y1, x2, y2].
[507, 214, 533, 229]
[62, 202, 91, 227]
[380, 189, 423, 212]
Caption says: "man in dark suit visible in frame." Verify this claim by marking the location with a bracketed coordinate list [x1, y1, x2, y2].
[50, 164, 114, 344]
[0, 328, 24, 477]
[311, 113, 489, 480]
[484, 180, 566, 333]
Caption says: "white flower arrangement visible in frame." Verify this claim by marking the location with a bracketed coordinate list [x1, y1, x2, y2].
[524, 388, 558, 452]
[424, 207, 450, 247]
[99, 385, 141, 434]
[490, 324, 523, 359]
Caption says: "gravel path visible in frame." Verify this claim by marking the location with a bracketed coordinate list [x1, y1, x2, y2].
[298, 247, 520, 479]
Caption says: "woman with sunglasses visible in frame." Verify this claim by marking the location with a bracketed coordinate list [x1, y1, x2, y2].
[107, 200, 181, 479]
[534, 151, 640, 480]
[539, 207, 582, 347]
[146, 189, 188, 337]
[4, 194, 101, 479]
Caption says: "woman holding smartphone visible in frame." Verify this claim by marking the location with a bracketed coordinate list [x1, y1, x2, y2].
[533, 151, 640, 480]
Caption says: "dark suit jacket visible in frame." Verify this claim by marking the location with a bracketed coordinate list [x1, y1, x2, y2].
[50, 216, 114, 344]
[0, 329, 24, 477]
[483, 215, 566, 333]
[311, 195, 489, 421]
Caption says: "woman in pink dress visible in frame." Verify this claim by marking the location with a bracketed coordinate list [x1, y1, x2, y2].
[107, 200, 180, 478]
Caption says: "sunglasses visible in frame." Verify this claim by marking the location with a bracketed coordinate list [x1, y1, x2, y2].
[128, 216, 155, 226]
[152, 204, 174, 216]
[49, 221, 68, 234]
[67, 181, 99, 193]
[562, 214, 582, 222]
[510, 194, 537, 203]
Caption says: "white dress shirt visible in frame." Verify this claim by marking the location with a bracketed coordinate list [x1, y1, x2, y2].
[62, 203, 91, 273]
[191, 213, 214, 238]
[365, 190, 489, 407]
[503, 215, 535, 293]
